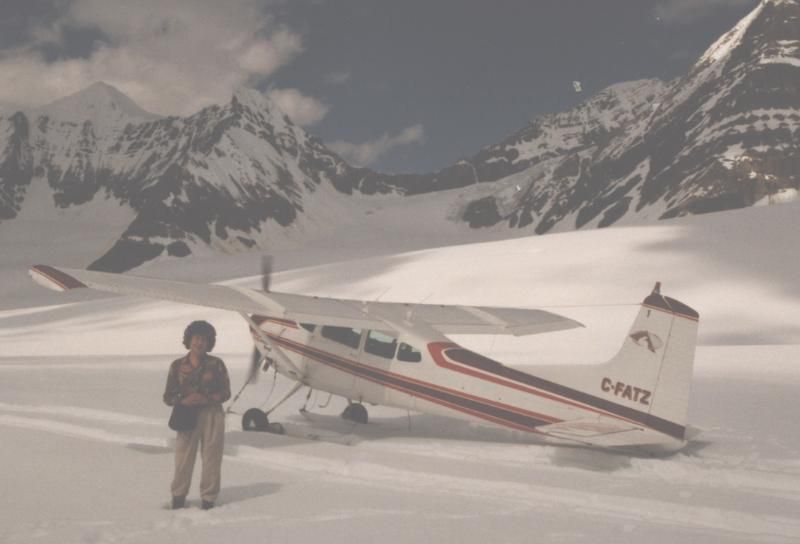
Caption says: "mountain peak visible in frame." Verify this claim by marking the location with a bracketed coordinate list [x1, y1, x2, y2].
[698, 1, 768, 65]
[230, 87, 296, 130]
[232, 87, 268, 105]
[38, 81, 159, 131]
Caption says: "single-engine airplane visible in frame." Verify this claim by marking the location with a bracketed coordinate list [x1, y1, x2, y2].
[29, 263, 699, 453]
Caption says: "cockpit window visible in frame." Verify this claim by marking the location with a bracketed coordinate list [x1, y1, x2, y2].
[365, 330, 398, 359]
[300, 323, 316, 333]
[397, 342, 422, 363]
[320, 326, 362, 349]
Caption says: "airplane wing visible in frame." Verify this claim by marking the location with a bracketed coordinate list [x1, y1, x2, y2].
[29, 264, 582, 337]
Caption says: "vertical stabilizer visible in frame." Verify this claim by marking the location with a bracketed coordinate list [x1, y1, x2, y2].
[600, 283, 699, 439]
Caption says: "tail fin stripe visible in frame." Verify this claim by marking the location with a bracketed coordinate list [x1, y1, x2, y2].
[643, 293, 700, 321]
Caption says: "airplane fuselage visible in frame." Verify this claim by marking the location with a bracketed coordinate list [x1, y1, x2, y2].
[252, 316, 687, 451]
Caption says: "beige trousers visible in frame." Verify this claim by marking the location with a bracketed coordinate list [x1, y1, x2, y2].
[171, 404, 225, 502]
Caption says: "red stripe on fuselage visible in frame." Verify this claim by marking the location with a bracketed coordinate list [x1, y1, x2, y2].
[427, 341, 671, 435]
[428, 342, 619, 418]
[262, 331, 558, 433]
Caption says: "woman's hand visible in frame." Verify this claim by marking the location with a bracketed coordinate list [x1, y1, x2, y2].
[181, 392, 207, 406]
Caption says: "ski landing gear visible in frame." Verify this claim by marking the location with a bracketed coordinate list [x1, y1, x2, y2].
[241, 381, 305, 434]
[241, 408, 285, 434]
[341, 402, 368, 424]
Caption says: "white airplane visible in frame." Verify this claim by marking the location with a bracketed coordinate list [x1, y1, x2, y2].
[29, 263, 699, 453]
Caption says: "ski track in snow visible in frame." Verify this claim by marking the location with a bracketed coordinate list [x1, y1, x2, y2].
[1, 402, 799, 542]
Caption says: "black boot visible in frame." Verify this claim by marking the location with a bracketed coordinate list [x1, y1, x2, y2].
[171, 496, 186, 509]
[201, 500, 214, 510]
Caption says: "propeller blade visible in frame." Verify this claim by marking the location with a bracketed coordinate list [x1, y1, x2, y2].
[247, 347, 263, 384]
[261, 255, 273, 292]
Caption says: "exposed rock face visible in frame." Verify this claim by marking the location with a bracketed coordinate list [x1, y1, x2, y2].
[0, 113, 34, 221]
[0, 1, 797, 271]
[0, 86, 358, 271]
[436, 0, 800, 232]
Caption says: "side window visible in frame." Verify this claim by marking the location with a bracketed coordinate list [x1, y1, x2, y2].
[365, 330, 398, 359]
[300, 323, 316, 333]
[320, 326, 362, 350]
[397, 342, 422, 363]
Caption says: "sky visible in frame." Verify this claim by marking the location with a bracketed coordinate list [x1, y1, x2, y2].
[0, 0, 758, 173]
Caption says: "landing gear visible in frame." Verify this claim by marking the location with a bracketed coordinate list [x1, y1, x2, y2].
[341, 402, 368, 424]
[240, 381, 305, 434]
[241, 408, 285, 434]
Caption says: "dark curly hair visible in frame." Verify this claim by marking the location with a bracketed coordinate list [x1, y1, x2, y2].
[183, 320, 216, 351]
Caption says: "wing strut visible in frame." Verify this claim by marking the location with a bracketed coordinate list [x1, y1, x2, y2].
[239, 312, 305, 380]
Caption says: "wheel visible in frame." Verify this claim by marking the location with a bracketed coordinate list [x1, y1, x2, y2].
[242, 408, 269, 431]
[341, 403, 368, 424]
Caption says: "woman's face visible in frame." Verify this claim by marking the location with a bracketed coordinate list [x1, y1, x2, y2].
[189, 334, 209, 355]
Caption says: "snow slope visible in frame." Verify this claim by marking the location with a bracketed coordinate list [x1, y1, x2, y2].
[1, 202, 800, 543]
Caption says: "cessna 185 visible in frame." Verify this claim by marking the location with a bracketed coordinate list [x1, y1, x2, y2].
[29, 263, 699, 453]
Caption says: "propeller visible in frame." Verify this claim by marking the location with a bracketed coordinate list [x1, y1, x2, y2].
[246, 255, 274, 385]
[247, 346, 265, 384]
[261, 255, 273, 292]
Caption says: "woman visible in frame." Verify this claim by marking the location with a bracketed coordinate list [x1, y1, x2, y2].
[163, 320, 231, 510]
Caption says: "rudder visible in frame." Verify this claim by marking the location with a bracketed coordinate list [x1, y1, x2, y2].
[600, 283, 699, 439]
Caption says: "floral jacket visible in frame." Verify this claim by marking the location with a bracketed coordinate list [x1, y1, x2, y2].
[163, 354, 231, 407]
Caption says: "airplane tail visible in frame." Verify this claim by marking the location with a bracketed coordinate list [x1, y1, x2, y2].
[600, 283, 699, 440]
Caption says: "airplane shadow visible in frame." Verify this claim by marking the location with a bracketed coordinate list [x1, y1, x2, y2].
[260, 409, 554, 447]
[677, 439, 714, 456]
[225, 430, 318, 449]
[549, 446, 633, 472]
[224, 409, 707, 474]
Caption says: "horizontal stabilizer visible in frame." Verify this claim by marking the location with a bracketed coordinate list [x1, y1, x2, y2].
[536, 417, 671, 448]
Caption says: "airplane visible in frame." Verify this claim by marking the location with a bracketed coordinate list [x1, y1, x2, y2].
[28, 262, 699, 454]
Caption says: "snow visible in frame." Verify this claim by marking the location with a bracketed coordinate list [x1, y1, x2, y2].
[31, 82, 160, 136]
[0, 175, 137, 309]
[754, 188, 799, 206]
[699, 2, 766, 65]
[689, 108, 800, 152]
[719, 143, 747, 170]
[760, 55, 800, 67]
[2, 201, 800, 543]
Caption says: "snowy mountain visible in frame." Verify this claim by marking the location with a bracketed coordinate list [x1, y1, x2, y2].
[0, 0, 797, 274]
[0, 85, 361, 272]
[423, 0, 800, 232]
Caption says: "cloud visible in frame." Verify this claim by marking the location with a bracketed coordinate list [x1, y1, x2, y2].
[654, 0, 756, 25]
[237, 28, 303, 75]
[328, 124, 425, 167]
[267, 88, 328, 126]
[0, 0, 310, 116]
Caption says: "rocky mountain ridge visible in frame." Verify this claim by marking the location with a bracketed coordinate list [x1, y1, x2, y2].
[0, 0, 797, 272]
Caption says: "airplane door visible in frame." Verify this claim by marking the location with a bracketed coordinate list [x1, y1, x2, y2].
[305, 326, 362, 399]
[358, 330, 395, 404]
[358, 330, 418, 409]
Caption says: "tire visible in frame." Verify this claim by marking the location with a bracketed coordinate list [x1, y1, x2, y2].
[242, 408, 269, 431]
[342, 403, 368, 424]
